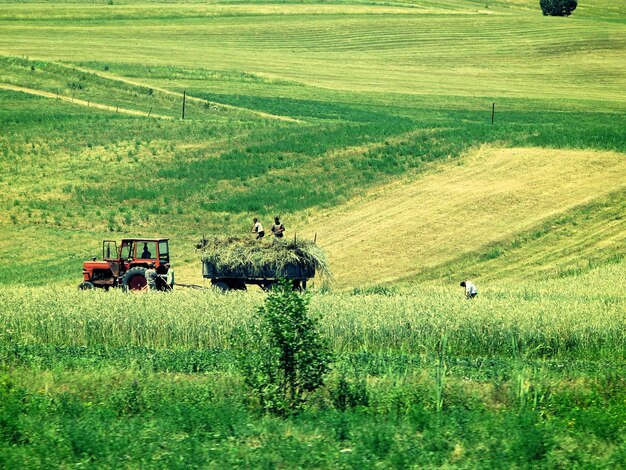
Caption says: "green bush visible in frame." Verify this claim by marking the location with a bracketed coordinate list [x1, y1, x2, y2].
[540, 0, 578, 16]
[331, 373, 369, 411]
[239, 279, 332, 416]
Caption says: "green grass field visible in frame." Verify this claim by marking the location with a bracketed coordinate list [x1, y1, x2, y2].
[1, 0, 625, 467]
[1, 261, 625, 467]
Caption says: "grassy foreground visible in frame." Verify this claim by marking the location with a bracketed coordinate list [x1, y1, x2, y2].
[1, 261, 625, 467]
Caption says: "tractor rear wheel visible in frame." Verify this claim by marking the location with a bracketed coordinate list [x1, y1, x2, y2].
[78, 281, 94, 290]
[122, 267, 147, 292]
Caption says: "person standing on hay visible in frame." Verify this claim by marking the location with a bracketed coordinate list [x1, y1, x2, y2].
[271, 216, 285, 239]
[460, 280, 478, 299]
[251, 217, 265, 239]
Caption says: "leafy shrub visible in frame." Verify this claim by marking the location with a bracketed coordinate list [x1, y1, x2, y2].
[239, 279, 332, 415]
[331, 373, 369, 411]
[540, 0, 577, 16]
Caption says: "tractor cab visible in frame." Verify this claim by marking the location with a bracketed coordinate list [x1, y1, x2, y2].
[81, 238, 171, 291]
[118, 239, 170, 271]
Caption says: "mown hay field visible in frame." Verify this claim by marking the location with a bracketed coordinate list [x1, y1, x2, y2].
[311, 146, 626, 288]
[1, 1, 625, 101]
[1, 0, 625, 285]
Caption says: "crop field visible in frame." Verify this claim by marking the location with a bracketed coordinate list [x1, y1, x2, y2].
[1, 0, 625, 467]
[1, 261, 625, 467]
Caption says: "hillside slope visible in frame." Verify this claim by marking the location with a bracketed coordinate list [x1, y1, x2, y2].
[1, 1, 625, 289]
[305, 146, 626, 289]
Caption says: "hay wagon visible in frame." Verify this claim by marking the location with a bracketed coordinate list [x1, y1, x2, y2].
[198, 236, 327, 292]
[201, 260, 315, 291]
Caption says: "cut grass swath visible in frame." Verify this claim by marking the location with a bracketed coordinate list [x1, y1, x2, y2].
[199, 236, 331, 280]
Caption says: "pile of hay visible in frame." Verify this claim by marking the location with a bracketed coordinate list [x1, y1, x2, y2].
[199, 236, 331, 279]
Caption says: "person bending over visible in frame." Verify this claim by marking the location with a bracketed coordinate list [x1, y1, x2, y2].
[251, 217, 265, 239]
[460, 280, 478, 299]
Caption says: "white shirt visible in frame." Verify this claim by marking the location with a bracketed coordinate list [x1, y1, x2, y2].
[465, 282, 477, 295]
[254, 222, 264, 233]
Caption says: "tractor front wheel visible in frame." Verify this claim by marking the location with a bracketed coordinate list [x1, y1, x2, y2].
[78, 281, 94, 290]
[122, 267, 147, 292]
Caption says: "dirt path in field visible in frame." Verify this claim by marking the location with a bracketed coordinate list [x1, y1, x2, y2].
[304, 146, 626, 289]
[0, 83, 172, 119]
[64, 64, 303, 123]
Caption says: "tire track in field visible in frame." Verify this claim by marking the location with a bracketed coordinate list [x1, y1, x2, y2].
[62, 63, 303, 123]
[0, 83, 172, 119]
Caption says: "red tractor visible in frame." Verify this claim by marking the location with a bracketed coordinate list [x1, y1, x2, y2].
[80, 238, 172, 291]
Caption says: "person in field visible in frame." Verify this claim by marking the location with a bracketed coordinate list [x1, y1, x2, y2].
[165, 263, 175, 290]
[271, 216, 285, 239]
[460, 280, 478, 299]
[145, 262, 158, 291]
[251, 217, 265, 239]
[155, 262, 174, 291]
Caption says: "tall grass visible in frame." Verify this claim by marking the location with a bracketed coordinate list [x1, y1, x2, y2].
[1, 265, 625, 467]
[1, 261, 624, 360]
